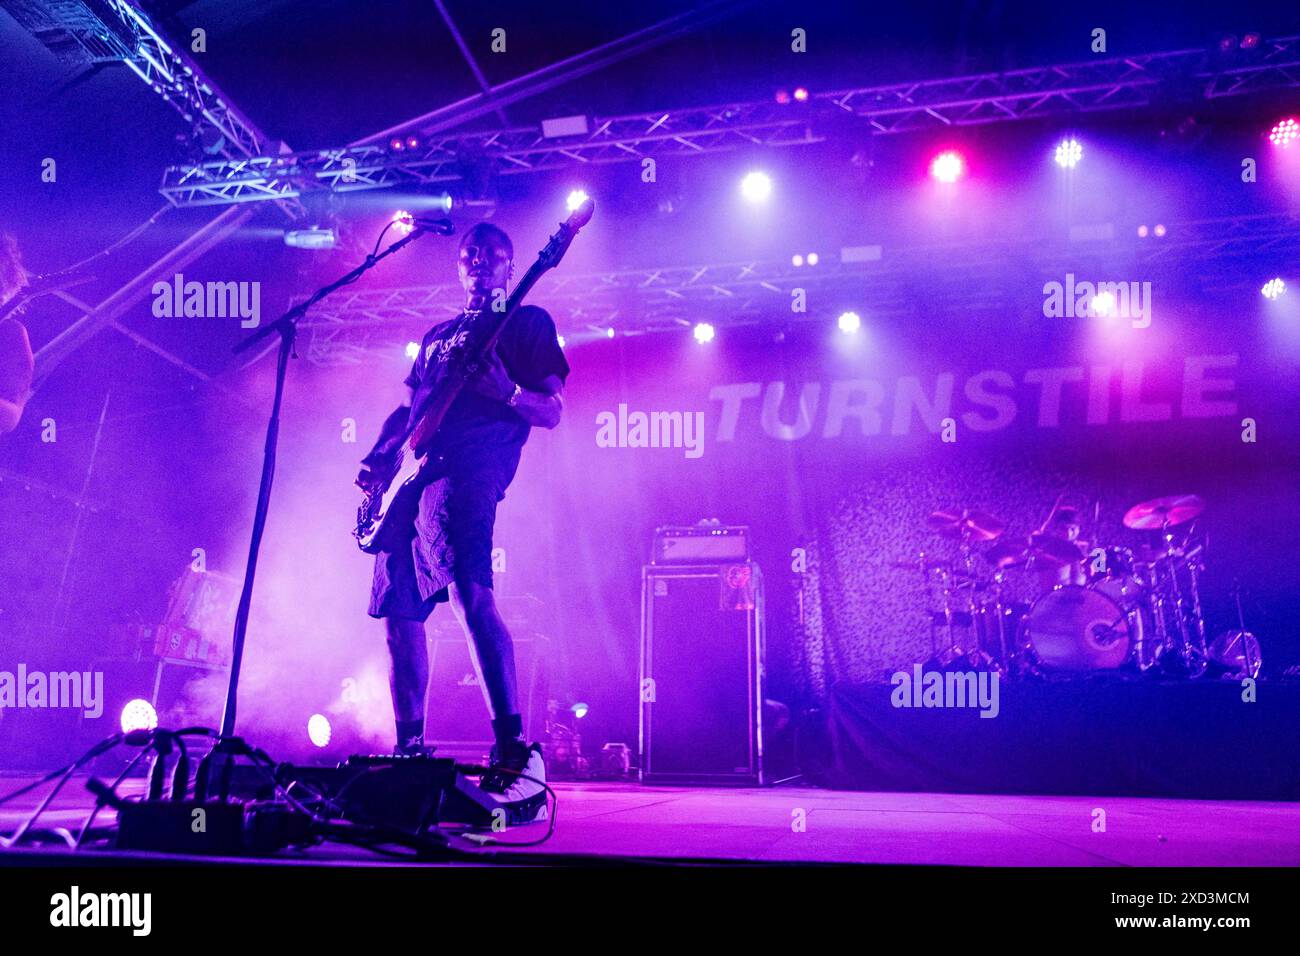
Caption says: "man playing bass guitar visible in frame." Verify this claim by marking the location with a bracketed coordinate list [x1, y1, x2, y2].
[355, 222, 568, 822]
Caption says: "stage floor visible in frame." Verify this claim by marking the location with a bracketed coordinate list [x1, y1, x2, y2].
[3, 776, 1299, 866]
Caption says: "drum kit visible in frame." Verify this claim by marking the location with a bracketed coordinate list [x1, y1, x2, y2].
[895, 494, 1263, 679]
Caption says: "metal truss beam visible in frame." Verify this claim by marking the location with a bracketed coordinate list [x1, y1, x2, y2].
[292, 212, 1300, 365]
[159, 35, 1300, 209]
[94, 0, 303, 217]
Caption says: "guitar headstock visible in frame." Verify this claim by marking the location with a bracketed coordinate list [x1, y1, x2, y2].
[537, 197, 595, 271]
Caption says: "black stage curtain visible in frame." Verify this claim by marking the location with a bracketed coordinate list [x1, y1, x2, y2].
[827, 678, 1300, 801]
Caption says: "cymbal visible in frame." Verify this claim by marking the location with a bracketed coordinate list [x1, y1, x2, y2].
[926, 508, 1005, 542]
[1028, 532, 1084, 566]
[1122, 494, 1205, 531]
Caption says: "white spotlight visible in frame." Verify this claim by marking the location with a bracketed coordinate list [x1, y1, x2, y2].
[307, 714, 332, 748]
[566, 189, 590, 212]
[837, 311, 862, 334]
[1054, 138, 1083, 169]
[693, 322, 716, 344]
[740, 171, 773, 203]
[1262, 278, 1287, 300]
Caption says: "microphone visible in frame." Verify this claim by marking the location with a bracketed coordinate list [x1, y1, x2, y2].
[408, 217, 455, 235]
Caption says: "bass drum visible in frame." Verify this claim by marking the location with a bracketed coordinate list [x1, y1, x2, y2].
[1023, 585, 1131, 670]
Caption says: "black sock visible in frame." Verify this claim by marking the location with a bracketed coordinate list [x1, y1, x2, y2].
[491, 713, 523, 749]
[396, 718, 424, 750]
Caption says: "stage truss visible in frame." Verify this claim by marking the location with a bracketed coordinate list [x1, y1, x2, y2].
[157, 35, 1300, 210]
[296, 212, 1300, 366]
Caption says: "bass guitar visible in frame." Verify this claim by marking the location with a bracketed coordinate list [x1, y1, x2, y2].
[353, 198, 594, 553]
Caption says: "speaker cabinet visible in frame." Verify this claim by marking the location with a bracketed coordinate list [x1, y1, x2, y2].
[639, 563, 764, 785]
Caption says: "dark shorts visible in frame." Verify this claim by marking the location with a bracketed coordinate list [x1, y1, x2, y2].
[368, 462, 505, 622]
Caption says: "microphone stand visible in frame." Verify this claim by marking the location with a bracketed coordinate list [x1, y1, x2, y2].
[204, 223, 452, 789]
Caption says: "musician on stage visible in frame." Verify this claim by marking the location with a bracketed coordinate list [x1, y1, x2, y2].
[355, 222, 567, 821]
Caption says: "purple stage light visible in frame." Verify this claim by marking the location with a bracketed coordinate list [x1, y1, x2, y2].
[693, 322, 715, 344]
[774, 89, 791, 104]
[1262, 278, 1287, 300]
[930, 150, 964, 183]
[740, 170, 773, 203]
[120, 699, 157, 734]
[1054, 138, 1083, 169]
[838, 311, 862, 334]
[566, 189, 590, 212]
[1269, 118, 1299, 149]
[307, 714, 332, 748]
[389, 136, 405, 151]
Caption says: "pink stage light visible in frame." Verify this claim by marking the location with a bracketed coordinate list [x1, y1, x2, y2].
[1269, 118, 1299, 149]
[391, 210, 414, 235]
[930, 150, 965, 183]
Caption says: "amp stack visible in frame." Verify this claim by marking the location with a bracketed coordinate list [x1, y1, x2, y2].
[640, 522, 764, 786]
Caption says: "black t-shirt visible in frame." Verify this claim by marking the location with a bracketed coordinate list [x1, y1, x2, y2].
[404, 304, 569, 483]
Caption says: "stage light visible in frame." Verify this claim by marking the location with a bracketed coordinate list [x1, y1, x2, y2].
[1262, 278, 1287, 300]
[792, 254, 804, 267]
[740, 170, 773, 203]
[793, 86, 809, 102]
[693, 322, 716, 344]
[391, 210, 414, 235]
[405, 135, 420, 150]
[837, 311, 862, 334]
[1269, 118, 1299, 149]
[389, 136, 405, 151]
[1054, 138, 1083, 169]
[557, 335, 566, 348]
[774, 89, 791, 105]
[930, 150, 965, 183]
[605, 327, 616, 338]
[284, 226, 337, 250]
[404, 341, 420, 359]
[566, 189, 590, 212]
[807, 252, 819, 266]
[307, 714, 331, 748]
[1154, 223, 1167, 237]
[1241, 32, 1261, 50]
[1137, 225, 1150, 238]
[570, 702, 589, 720]
[1091, 290, 1117, 318]
[1218, 34, 1238, 53]
[120, 699, 157, 734]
